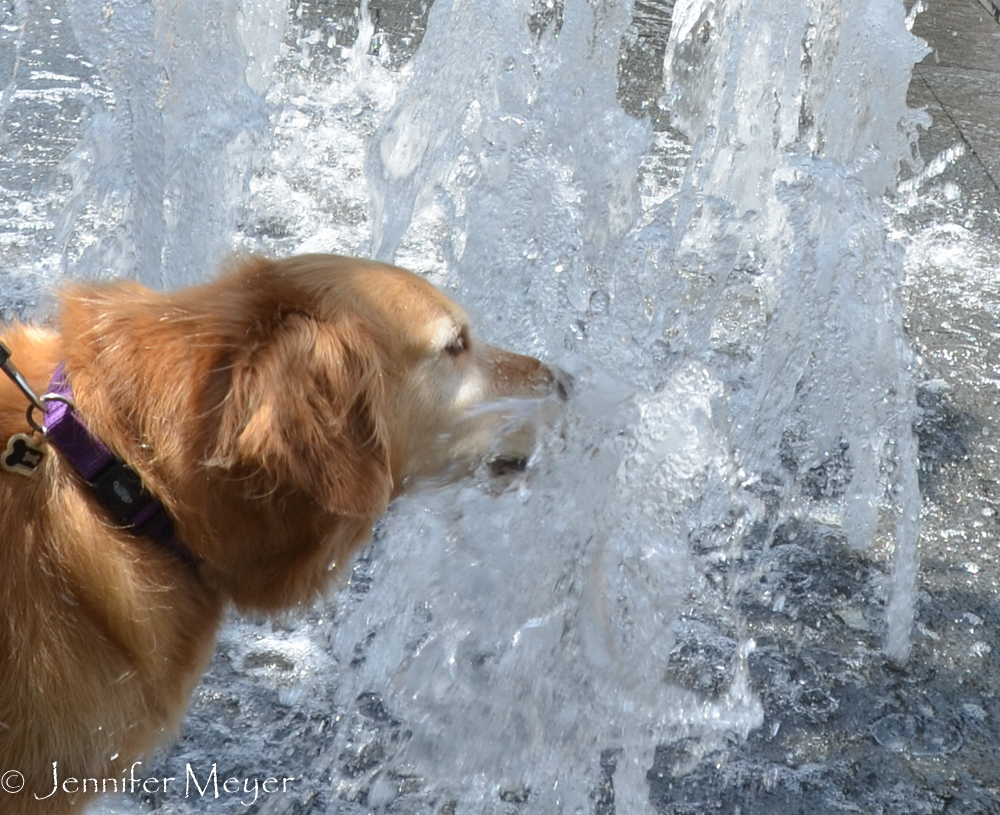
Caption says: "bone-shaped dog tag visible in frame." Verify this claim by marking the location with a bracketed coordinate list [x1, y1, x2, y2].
[2, 433, 45, 477]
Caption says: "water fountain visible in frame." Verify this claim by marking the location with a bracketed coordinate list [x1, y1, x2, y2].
[0, 0, 943, 810]
[326, 0, 928, 808]
[657, 0, 929, 664]
[58, 0, 283, 287]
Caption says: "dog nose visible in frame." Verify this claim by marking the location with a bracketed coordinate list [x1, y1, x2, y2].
[550, 366, 573, 401]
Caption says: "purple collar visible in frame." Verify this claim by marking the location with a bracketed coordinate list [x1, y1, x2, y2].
[43, 363, 199, 570]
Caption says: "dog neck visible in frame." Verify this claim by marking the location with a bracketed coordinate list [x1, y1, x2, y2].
[55, 278, 386, 612]
[42, 361, 201, 569]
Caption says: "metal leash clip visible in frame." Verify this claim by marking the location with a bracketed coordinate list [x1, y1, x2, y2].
[0, 339, 48, 423]
[0, 340, 49, 476]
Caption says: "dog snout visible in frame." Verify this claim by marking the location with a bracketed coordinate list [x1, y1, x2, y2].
[534, 361, 573, 402]
[549, 365, 573, 402]
[481, 344, 573, 403]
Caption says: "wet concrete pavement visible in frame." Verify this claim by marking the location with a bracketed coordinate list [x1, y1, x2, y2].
[911, 0, 1000, 200]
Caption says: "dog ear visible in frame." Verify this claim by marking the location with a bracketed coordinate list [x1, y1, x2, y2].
[213, 312, 392, 517]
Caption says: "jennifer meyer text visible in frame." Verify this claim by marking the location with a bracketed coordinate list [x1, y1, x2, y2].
[3, 761, 296, 806]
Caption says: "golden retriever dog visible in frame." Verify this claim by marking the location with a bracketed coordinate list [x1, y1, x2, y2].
[0, 254, 562, 813]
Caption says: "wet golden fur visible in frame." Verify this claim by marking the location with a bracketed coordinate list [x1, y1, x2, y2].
[0, 254, 556, 813]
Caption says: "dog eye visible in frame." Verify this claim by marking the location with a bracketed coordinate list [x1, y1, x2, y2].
[445, 328, 469, 357]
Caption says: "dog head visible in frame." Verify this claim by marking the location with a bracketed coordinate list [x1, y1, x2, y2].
[209, 255, 563, 514]
[58, 254, 565, 607]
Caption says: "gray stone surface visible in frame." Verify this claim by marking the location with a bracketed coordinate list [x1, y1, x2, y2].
[912, 0, 1000, 192]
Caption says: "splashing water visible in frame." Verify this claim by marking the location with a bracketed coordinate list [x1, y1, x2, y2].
[10, 0, 932, 809]
[333, 0, 929, 807]
[657, 0, 929, 663]
[58, 0, 283, 286]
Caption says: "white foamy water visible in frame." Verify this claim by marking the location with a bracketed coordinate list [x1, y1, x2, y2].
[320, 0, 928, 807]
[58, 0, 282, 286]
[1, 0, 933, 810]
[657, 0, 929, 664]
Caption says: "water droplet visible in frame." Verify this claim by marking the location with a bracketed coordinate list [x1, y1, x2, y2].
[962, 703, 986, 721]
[870, 713, 962, 756]
[651, 339, 671, 362]
[589, 289, 610, 315]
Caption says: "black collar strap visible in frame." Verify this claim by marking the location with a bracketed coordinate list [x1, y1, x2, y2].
[43, 363, 200, 570]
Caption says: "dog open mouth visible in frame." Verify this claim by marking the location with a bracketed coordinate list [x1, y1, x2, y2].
[487, 453, 530, 477]
[486, 369, 572, 480]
